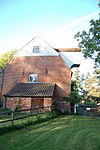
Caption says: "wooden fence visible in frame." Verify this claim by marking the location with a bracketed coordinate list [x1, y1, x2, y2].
[0, 106, 52, 126]
[76, 105, 100, 117]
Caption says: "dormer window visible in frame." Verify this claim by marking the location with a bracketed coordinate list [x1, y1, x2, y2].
[29, 74, 38, 82]
[32, 46, 40, 53]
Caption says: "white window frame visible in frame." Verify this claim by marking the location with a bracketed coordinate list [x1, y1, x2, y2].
[32, 46, 40, 53]
[29, 74, 38, 82]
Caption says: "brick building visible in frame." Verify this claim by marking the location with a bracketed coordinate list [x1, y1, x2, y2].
[0, 37, 80, 112]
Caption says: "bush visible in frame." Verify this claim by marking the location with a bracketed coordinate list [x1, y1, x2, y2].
[83, 100, 97, 106]
[64, 91, 82, 106]
[0, 107, 11, 113]
[0, 111, 58, 134]
[0, 98, 3, 108]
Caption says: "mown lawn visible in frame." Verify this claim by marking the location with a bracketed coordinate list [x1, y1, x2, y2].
[0, 115, 100, 150]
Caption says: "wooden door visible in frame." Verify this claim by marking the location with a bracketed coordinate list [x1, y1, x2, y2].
[31, 98, 44, 113]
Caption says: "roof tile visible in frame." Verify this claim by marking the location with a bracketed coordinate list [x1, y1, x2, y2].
[4, 82, 55, 97]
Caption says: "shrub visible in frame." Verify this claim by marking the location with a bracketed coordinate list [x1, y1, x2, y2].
[0, 111, 58, 134]
[83, 99, 97, 106]
[0, 107, 11, 114]
[64, 91, 82, 106]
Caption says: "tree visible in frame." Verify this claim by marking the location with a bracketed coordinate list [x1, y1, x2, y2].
[74, 5, 100, 69]
[84, 72, 100, 98]
[64, 79, 82, 105]
[0, 50, 17, 70]
[74, 70, 100, 101]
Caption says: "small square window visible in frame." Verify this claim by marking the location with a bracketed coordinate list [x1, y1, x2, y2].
[32, 46, 40, 53]
[29, 74, 38, 82]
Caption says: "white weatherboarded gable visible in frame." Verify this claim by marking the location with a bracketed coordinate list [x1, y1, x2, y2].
[59, 52, 81, 69]
[16, 36, 59, 56]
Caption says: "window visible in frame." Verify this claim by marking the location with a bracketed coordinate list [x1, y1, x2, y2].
[32, 46, 40, 53]
[29, 74, 38, 82]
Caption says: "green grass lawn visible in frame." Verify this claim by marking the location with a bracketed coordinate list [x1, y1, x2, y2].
[0, 115, 100, 150]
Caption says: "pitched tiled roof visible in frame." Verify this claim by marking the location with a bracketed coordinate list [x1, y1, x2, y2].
[4, 82, 55, 97]
[55, 48, 80, 52]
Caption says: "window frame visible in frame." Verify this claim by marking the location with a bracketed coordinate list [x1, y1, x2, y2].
[29, 73, 38, 82]
[32, 46, 40, 53]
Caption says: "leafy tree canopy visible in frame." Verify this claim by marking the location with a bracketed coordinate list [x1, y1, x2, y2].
[74, 5, 100, 69]
[64, 80, 82, 105]
[0, 50, 17, 70]
[74, 70, 100, 100]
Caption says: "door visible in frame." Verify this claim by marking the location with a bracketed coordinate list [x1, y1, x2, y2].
[31, 98, 44, 113]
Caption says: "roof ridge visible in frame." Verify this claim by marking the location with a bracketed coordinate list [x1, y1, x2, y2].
[17, 82, 55, 84]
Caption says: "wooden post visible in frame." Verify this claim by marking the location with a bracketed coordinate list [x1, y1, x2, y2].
[36, 106, 39, 115]
[36, 106, 40, 120]
[11, 111, 14, 126]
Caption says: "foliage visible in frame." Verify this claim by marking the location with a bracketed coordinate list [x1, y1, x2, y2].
[0, 98, 3, 108]
[0, 107, 11, 113]
[14, 105, 21, 111]
[64, 80, 82, 105]
[83, 99, 97, 106]
[0, 49, 17, 70]
[71, 80, 78, 91]
[68, 91, 82, 105]
[73, 70, 100, 102]
[74, 9, 100, 68]
[94, 68, 100, 79]
[0, 111, 58, 134]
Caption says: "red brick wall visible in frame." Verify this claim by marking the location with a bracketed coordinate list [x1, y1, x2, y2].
[0, 71, 3, 98]
[53, 100, 71, 113]
[2, 56, 71, 99]
[6, 97, 52, 111]
[44, 98, 52, 106]
[31, 98, 44, 108]
[6, 96, 71, 112]
[6, 97, 31, 110]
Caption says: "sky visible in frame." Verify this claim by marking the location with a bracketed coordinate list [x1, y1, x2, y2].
[0, 0, 99, 73]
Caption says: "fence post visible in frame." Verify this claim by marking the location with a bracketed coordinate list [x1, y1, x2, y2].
[11, 110, 14, 126]
[36, 106, 40, 120]
[36, 106, 39, 115]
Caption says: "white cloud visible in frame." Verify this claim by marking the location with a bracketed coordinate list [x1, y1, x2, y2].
[41, 11, 99, 37]
[0, 11, 99, 54]
[41, 11, 99, 48]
